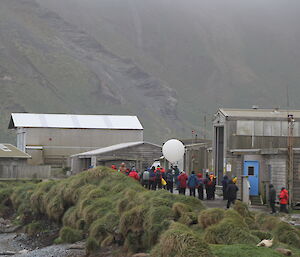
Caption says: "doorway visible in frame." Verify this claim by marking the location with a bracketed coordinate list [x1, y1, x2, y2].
[215, 126, 224, 184]
[244, 161, 259, 196]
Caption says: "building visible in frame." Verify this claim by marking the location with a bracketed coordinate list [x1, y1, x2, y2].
[9, 113, 143, 167]
[0, 143, 30, 178]
[70, 141, 161, 173]
[213, 108, 300, 206]
[181, 139, 212, 174]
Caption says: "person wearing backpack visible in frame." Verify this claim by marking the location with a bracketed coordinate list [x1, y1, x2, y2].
[178, 171, 188, 195]
[197, 173, 204, 200]
[226, 180, 239, 208]
[155, 167, 162, 189]
[222, 175, 229, 200]
[149, 166, 156, 190]
[187, 171, 198, 197]
[166, 169, 174, 193]
[142, 168, 150, 189]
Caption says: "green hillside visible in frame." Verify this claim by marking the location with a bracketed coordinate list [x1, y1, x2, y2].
[2, 0, 300, 143]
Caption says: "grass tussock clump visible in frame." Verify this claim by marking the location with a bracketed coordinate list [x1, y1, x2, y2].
[151, 222, 214, 257]
[250, 230, 273, 240]
[59, 226, 83, 243]
[255, 212, 280, 231]
[25, 221, 43, 236]
[172, 202, 191, 220]
[233, 200, 253, 218]
[198, 208, 225, 229]
[1, 167, 207, 254]
[86, 237, 100, 255]
[273, 222, 300, 248]
[204, 218, 260, 245]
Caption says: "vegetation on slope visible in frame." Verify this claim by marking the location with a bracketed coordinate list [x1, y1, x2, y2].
[0, 167, 300, 257]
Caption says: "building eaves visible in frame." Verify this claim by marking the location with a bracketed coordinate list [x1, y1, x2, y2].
[219, 108, 300, 119]
[72, 141, 161, 158]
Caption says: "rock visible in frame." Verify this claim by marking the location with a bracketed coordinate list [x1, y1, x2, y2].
[67, 241, 85, 250]
[0, 225, 21, 233]
[0, 251, 16, 255]
[19, 249, 29, 254]
[132, 254, 150, 257]
[275, 248, 292, 256]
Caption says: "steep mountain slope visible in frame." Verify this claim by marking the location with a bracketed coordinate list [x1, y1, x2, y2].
[37, 0, 300, 123]
[2, 0, 300, 144]
[0, 0, 182, 143]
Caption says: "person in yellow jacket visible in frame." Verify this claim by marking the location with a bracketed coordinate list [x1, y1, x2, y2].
[232, 176, 238, 184]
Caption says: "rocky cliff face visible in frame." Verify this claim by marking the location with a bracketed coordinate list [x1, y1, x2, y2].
[0, 0, 182, 143]
[2, 0, 300, 143]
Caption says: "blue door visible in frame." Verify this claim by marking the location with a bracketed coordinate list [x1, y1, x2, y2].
[243, 161, 259, 196]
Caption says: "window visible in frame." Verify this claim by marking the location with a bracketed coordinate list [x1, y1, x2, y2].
[248, 166, 255, 176]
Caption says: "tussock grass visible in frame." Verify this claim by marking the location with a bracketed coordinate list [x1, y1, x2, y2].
[172, 202, 191, 220]
[255, 213, 280, 231]
[273, 222, 300, 248]
[233, 201, 253, 218]
[25, 221, 44, 236]
[204, 218, 260, 245]
[59, 226, 83, 243]
[85, 237, 99, 255]
[1, 167, 205, 254]
[250, 230, 273, 240]
[151, 222, 213, 257]
[198, 208, 225, 228]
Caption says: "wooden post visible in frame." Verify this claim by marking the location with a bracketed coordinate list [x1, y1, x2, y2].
[287, 114, 294, 208]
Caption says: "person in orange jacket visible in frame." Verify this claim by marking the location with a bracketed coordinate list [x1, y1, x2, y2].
[129, 168, 140, 181]
[279, 187, 289, 213]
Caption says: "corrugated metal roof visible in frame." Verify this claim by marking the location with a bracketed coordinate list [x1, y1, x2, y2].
[9, 113, 143, 130]
[72, 141, 161, 157]
[0, 144, 31, 158]
[219, 108, 300, 119]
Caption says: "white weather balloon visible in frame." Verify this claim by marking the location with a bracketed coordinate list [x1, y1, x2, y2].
[162, 139, 185, 163]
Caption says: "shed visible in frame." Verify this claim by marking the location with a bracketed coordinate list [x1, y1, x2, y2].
[213, 108, 300, 206]
[9, 113, 143, 167]
[0, 144, 29, 177]
[70, 141, 162, 174]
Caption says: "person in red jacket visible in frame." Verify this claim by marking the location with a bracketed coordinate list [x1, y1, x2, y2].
[279, 187, 289, 213]
[129, 169, 140, 181]
[178, 171, 188, 195]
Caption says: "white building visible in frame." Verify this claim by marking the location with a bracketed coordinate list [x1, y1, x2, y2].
[9, 113, 143, 166]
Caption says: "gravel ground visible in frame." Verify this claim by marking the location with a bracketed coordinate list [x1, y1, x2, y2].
[14, 244, 85, 257]
[0, 233, 24, 254]
[0, 233, 85, 257]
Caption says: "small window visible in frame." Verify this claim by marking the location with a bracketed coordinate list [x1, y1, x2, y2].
[248, 166, 255, 176]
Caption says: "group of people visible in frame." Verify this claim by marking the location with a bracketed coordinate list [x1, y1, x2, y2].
[113, 163, 220, 201]
[112, 163, 289, 213]
[269, 184, 289, 213]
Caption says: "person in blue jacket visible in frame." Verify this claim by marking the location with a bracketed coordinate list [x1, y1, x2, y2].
[187, 171, 198, 197]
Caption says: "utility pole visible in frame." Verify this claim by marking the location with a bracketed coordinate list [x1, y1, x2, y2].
[287, 114, 295, 208]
